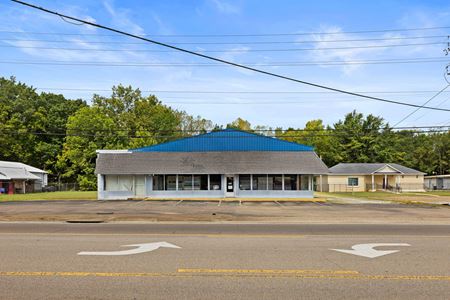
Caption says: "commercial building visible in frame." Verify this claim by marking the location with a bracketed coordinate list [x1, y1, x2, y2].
[95, 129, 328, 200]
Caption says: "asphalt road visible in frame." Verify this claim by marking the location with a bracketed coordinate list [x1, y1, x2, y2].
[0, 223, 449, 299]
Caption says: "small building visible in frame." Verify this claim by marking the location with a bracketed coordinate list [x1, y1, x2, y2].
[95, 129, 328, 200]
[0, 161, 48, 194]
[424, 175, 450, 190]
[319, 163, 425, 192]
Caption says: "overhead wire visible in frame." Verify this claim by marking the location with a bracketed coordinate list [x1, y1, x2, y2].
[0, 58, 448, 67]
[10, 0, 450, 113]
[0, 41, 445, 52]
[0, 34, 447, 45]
[1, 25, 449, 37]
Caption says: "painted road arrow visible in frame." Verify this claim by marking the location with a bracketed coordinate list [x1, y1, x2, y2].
[78, 242, 181, 256]
[331, 243, 410, 258]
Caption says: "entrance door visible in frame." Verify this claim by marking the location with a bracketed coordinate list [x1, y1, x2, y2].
[437, 178, 444, 190]
[382, 177, 388, 189]
[226, 176, 235, 197]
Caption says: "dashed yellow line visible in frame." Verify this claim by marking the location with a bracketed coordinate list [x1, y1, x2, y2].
[177, 268, 359, 275]
[1, 270, 450, 281]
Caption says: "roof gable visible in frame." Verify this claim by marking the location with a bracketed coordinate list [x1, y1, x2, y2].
[329, 163, 424, 175]
[372, 164, 402, 174]
[0, 161, 47, 173]
[131, 129, 314, 152]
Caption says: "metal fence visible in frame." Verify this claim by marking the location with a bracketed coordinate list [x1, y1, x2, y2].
[45, 183, 81, 192]
[315, 183, 426, 193]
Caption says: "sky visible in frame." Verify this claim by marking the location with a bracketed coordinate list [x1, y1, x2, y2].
[1, 0, 450, 129]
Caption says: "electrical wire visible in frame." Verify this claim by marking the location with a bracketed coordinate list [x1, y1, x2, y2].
[0, 58, 447, 67]
[1, 25, 449, 37]
[1, 41, 445, 52]
[11, 0, 450, 112]
[394, 85, 450, 126]
[1, 35, 447, 45]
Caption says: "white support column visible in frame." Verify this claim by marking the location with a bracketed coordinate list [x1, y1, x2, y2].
[175, 175, 178, 191]
[250, 174, 253, 191]
[308, 175, 312, 191]
[371, 174, 375, 192]
[97, 174, 104, 200]
[384, 174, 387, 190]
[282, 174, 285, 191]
[319, 175, 323, 192]
[207, 174, 210, 191]
[23, 181, 26, 194]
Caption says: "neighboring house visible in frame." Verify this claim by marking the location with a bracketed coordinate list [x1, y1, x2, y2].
[424, 175, 450, 190]
[95, 129, 328, 200]
[0, 161, 48, 194]
[319, 163, 425, 192]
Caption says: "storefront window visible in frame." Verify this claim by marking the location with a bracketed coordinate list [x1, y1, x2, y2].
[178, 175, 192, 190]
[210, 174, 221, 190]
[300, 175, 310, 190]
[268, 175, 283, 190]
[165, 175, 177, 190]
[253, 175, 267, 190]
[239, 175, 251, 190]
[284, 175, 297, 190]
[152, 175, 164, 191]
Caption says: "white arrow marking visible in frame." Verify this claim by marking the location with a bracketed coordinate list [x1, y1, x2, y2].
[78, 242, 181, 256]
[331, 243, 410, 258]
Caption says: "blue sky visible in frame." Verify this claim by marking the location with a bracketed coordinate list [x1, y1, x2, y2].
[1, 0, 450, 128]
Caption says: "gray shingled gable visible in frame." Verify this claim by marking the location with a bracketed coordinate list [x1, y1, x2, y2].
[96, 151, 329, 175]
[329, 163, 424, 175]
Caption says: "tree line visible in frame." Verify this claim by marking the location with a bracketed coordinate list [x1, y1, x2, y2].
[1, 77, 449, 190]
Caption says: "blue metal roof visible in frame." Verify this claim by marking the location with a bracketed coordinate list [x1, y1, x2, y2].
[131, 129, 313, 152]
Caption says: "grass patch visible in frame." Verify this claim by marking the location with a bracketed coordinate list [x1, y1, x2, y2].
[0, 191, 97, 201]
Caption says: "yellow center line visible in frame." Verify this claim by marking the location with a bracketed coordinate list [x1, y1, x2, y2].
[177, 268, 359, 275]
[1, 270, 449, 281]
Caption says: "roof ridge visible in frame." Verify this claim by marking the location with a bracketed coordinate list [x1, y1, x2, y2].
[130, 129, 313, 152]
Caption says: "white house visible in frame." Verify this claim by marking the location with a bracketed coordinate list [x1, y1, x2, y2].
[424, 175, 450, 190]
[0, 161, 48, 194]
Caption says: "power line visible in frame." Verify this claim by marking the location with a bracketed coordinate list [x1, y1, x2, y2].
[2, 125, 448, 133]
[394, 85, 450, 127]
[0, 129, 448, 139]
[1, 58, 447, 68]
[34, 88, 450, 95]
[1, 35, 447, 45]
[1, 41, 445, 52]
[1, 25, 450, 37]
[11, 0, 450, 112]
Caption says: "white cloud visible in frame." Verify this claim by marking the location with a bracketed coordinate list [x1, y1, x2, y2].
[209, 0, 240, 14]
[102, 0, 145, 35]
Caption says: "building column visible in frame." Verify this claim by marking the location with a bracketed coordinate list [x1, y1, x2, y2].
[384, 174, 387, 190]
[23, 180, 26, 194]
[371, 174, 375, 192]
[319, 175, 323, 192]
[282, 174, 285, 191]
[97, 174, 104, 200]
[308, 175, 312, 191]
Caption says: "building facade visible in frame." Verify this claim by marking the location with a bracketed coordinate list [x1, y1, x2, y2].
[424, 175, 450, 190]
[318, 163, 425, 192]
[0, 161, 48, 194]
[95, 129, 328, 200]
